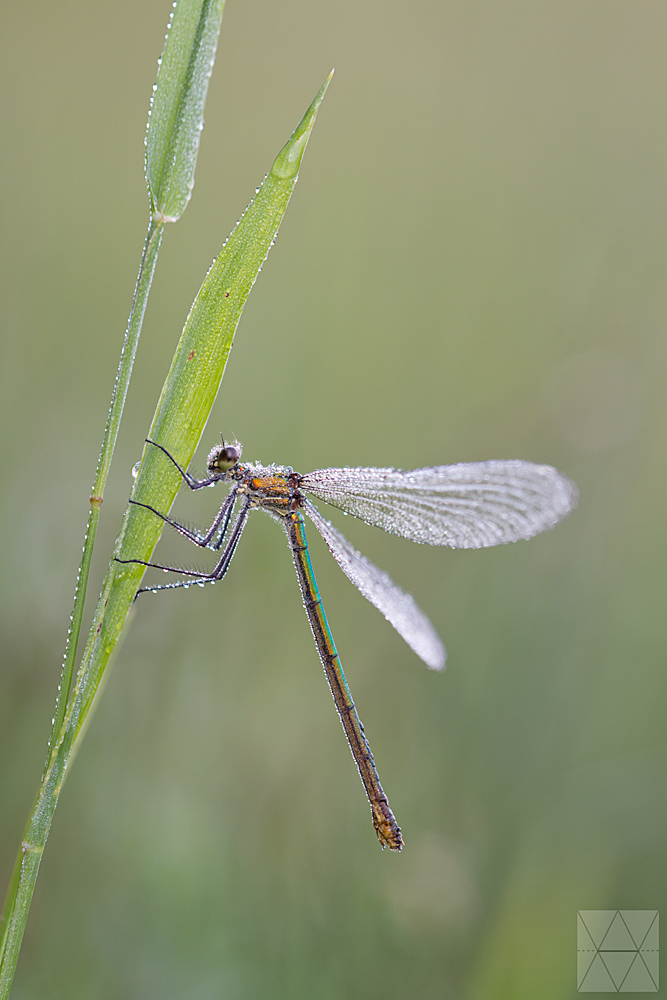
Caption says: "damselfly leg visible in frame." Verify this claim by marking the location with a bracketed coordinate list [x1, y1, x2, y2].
[116, 439, 249, 592]
[116, 498, 250, 594]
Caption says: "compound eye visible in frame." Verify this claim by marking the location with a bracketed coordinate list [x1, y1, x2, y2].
[207, 440, 242, 472]
[223, 444, 241, 465]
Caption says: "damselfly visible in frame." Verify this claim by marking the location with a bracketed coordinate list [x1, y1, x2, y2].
[117, 439, 577, 850]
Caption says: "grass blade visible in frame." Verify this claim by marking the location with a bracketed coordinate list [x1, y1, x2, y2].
[88, 73, 333, 723]
[0, 75, 331, 1000]
[0, 2, 229, 994]
[147, 0, 226, 220]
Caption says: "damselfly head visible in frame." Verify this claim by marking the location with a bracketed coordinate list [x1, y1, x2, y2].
[207, 438, 242, 474]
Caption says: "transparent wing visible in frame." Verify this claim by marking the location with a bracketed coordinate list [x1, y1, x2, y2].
[303, 499, 446, 670]
[301, 460, 578, 548]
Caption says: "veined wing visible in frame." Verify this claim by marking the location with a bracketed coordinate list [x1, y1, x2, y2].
[303, 499, 446, 670]
[301, 460, 578, 548]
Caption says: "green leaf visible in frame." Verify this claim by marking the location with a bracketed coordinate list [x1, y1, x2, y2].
[84, 75, 330, 712]
[77, 70, 332, 761]
[146, 0, 226, 220]
[0, 76, 331, 1000]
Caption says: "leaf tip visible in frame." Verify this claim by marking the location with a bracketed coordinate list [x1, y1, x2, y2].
[271, 72, 333, 180]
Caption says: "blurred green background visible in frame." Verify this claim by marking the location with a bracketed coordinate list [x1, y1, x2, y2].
[1, 2, 666, 997]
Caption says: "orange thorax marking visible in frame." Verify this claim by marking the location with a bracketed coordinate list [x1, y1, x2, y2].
[249, 475, 291, 508]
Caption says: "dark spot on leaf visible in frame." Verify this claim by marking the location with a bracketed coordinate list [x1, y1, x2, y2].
[187, 350, 195, 361]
